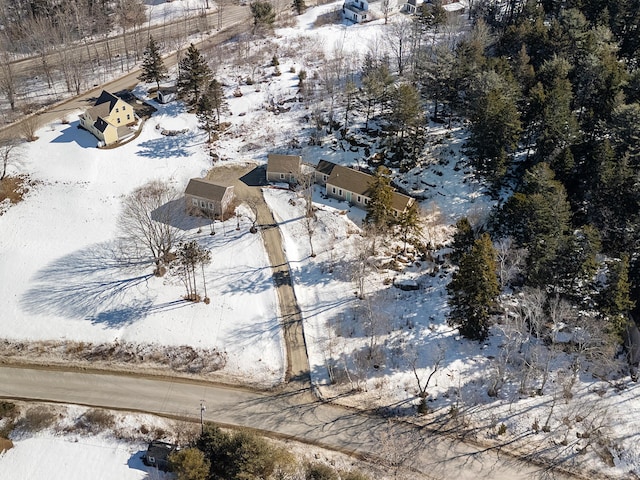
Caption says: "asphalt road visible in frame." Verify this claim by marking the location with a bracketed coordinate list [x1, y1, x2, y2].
[0, 4, 251, 138]
[0, 366, 578, 480]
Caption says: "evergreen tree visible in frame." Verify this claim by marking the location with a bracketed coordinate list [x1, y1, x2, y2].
[197, 93, 216, 143]
[169, 448, 210, 480]
[493, 163, 572, 287]
[365, 166, 394, 229]
[207, 79, 227, 127]
[533, 57, 578, 163]
[450, 217, 476, 265]
[387, 83, 425, 171]
[467, 86, 522, 186]
[177, 44, 212, 106]
[600, 254, 635, 342]
[447, 233, 500, 341]
[292, 0, 306, 15]
[396, 202, 422, 253]
[249, 1, 275, 34]
[138, 35, 167, 90]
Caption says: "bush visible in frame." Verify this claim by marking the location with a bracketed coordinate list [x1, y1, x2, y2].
[305, 462, 339, 480]
[16, 406, 56, 432]
[197, 425, 293, 480]
[76, 409, 115, 433]
[342, 471, 371, 480]
[0, 401, 16, 420]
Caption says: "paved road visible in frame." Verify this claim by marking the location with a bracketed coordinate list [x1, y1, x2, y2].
[0, 366, 578, 480]
[0, 5, 251, 138]
[206, 164, 311, 386]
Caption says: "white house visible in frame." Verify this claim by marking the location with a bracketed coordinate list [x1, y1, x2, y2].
[343, 0, 398, 23]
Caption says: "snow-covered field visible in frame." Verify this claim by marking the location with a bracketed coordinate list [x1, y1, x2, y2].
[2, 1, 640, 479]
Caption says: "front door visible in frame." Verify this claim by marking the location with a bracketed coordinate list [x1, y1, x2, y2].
[346, 191, 352, 203]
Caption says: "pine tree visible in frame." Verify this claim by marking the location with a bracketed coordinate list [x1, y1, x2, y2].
[600, 254, 635, 342]
[169, 448, 210, 480]
[207, 79, 227, 128]
[397, 202, 422, 253]
[138, 35, 167, 90]
[292, 0, 306, 15]
[177, 44, 212, 107]
[249, 1, 275, 34]
[365, 166, 394, 229]
[450, 217, 475, 265]
[447, 233, 500, 341]
[468, 86, 522, 185]
[197, 93, 216, 143]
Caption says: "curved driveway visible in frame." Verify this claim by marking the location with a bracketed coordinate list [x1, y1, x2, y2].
[0, 366, 578, 480]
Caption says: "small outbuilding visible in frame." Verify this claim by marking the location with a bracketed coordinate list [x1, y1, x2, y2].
[185, 178, 235, 219]
[142, 440, 178, 472]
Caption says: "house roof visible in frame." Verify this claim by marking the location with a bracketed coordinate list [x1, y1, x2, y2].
[267, 154, 301, 174]
[146, 441, 177, 462]
[84, 90, 126, 123]
[391, 191, 414, 212]
[327, 165, 414, 212]
[326, 165, 373, 196]
[316, 160, 337, 176]
[95, 90, 120, 110]
[185, 178, 233, 201]
[94, 117, 110, 133]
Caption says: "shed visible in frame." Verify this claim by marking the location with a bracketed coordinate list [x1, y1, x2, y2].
[143, 440, 178, 472]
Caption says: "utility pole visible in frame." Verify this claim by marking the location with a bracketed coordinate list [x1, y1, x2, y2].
[200, 401, 206, 434]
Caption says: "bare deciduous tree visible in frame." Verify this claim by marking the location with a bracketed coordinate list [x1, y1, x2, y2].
[0, 138, 19, 180]
[494, 236, 526, 288]
[118, 180, 184, 275]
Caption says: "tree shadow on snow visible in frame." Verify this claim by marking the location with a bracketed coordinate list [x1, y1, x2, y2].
[136, 132, 196, 158]
[20, 240, 157, 326]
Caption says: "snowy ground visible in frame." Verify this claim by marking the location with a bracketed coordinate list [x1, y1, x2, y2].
[2, 1, 640, 479]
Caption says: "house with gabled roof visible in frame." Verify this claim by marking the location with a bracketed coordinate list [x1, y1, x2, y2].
[79, 90, 137, 146]
[325, 164, 414, 217]
[266, 154, 302, 184]
[315, 160, 337, 186]
[185, 178, 235, 219]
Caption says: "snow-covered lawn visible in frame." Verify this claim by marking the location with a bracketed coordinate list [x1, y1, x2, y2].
[0, 101, 284, 386]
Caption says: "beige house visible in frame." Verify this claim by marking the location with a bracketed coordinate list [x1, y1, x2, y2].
[266, 154, 302, 184]
[185, 178, 235, 218]
[79, 90, 137, 146]
[325, 164, 414, 217]
[314, 159, 337, 186]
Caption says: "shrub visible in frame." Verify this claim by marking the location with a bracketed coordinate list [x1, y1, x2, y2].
[76, 409, 115, 433]
[0, 401, 16, 420]
[497, 423, 507, 436]
[271, 55, 279, 66]
[342, 471, 371, 480]
[0, 437, 13, 453]
[305, 462, 339, 480]
[16, 406, 56, 432]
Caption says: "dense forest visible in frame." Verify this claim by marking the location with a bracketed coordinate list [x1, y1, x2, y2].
[446, 0, 640, 349]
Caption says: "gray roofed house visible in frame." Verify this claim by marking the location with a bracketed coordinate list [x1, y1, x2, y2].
[185, 178, 235, 219]
[266, 154, 302, 184]
[314, 160, 337, 186]
[325, 164, 414, 216]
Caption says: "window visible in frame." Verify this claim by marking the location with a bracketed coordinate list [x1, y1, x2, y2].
[127, 114, 131, 120]
[117, 118, 121, 124]
[115, 108, 119, 113]
[122, 105, 126, 110]
[280, 173, 285, 179]
[357, 195, 361, 203]
[147, 456, 155, 464]
[200, 200, 206, 208]
[364, 198, 369, 205]
[338, 189, 343, 196]
[192, 198, 198, 206]
[208, 202, 214, 209]
[332, 187, 336, 194]
[323, 175, 327, 181]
